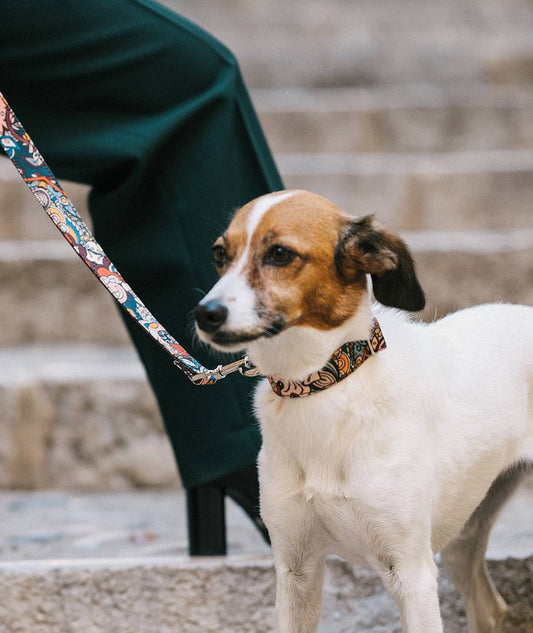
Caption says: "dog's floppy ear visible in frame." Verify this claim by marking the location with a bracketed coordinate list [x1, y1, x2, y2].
[335, 215, 425, 312]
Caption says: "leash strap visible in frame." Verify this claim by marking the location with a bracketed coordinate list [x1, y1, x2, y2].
[0, 92, 257, 385]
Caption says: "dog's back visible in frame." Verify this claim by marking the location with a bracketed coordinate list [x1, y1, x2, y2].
[427, 302, 533, 461]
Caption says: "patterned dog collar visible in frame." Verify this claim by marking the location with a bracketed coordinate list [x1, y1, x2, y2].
[267, 318, 386, 398]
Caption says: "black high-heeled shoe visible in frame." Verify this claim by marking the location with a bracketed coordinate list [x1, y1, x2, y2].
[186, 463, 270, 556]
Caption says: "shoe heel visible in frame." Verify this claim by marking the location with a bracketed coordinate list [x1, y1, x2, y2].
[186, 483, 227, 556]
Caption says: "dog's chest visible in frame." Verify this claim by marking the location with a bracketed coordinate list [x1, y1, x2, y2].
[259, 386, 362, 480]
[257, 383, 412, 562]
[257, 379, 394, 480]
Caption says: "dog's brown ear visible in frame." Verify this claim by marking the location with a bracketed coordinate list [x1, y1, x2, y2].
[335, 215, 425, 312]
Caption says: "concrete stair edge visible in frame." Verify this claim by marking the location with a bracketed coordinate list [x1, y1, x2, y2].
[2, 148, 533, 239]
[277, 148, 533, 175]
[0, 553, 531, 633]
[2, 225, 533, 260]
[1, 229, 532, 348]
[251, 84, 533, 110]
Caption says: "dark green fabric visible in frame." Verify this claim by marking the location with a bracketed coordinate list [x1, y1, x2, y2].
[1, 0, 284, 487]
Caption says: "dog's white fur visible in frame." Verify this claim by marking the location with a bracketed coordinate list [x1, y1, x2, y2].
[252, 302, 532, 633]
[196, 190, 533, 633]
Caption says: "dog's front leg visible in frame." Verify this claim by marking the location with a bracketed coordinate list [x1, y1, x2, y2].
[382, 557, 443, 633]
[273, 543, 325, 633]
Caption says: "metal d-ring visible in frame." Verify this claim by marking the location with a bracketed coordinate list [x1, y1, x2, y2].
[189, 355, 260, 384]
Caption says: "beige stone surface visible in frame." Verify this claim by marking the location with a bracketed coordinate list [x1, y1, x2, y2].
[1, 234, 531, 347]
[2, 148, 533, 241]
[255, 86, 533, 154]
[279, 150, 533, 231]
[416, 247, 533, 321]
[0, 240, 531, 491]
[0, 355, 179, 490]
[487, 47, 533, 86]
[0, 555, 531, 633]
[0, 481, 529, 631]
[161, 0, 533, 89]
[0, 255, 130, 346]
[0, 172, 89, 241]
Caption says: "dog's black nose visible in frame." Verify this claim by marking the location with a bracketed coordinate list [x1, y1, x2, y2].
[195, 300, 229, 333]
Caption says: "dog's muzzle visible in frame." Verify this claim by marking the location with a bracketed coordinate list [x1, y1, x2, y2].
[194, 300, 228, 334]
[195, 295, 285, 349]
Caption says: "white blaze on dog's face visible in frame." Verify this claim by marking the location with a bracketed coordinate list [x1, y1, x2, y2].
[194, 189, 424, 352]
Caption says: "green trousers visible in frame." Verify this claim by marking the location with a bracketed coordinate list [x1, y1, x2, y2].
[1, 0, 284, 487]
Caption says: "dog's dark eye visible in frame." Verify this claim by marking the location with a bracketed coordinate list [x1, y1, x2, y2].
[264, 245, 296, 267]
[212, 244, 228, 267]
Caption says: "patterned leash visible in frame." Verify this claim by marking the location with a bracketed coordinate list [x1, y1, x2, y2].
[0, 92, 259, 385]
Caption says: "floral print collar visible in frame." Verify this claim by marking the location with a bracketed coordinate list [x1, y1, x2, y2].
[267, 318, 386, 398]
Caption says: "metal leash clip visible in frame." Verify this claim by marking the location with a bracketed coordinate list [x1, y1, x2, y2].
[187, 355, 260, 384]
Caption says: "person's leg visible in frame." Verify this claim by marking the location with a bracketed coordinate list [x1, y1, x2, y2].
[1, 0, 283, 551]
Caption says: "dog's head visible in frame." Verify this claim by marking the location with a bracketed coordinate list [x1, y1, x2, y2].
[195, 190, 424, 352]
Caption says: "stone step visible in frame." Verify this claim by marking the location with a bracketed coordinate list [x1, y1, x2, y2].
[237, 28, 533, 91]
[1, 229, 533, 490]
[0, 485, 530, 565]
[162, 0, 533, 88]
[1, 227, 532, 347]
[2, 148, 533, 242]
[279, 149, 533, 229]
[1, 555, 531, 632]
[167, 0, 533, 32]
[0, 345, 178, 490]
[0, 239, 130, 345]
[0, 167, 89, 241]
[253, 85, 533, 154]
[0, 486, 531, 632]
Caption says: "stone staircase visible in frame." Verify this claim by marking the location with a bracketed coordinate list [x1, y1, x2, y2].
[0, 487, 531, 633]
[0, 0, 532, 630]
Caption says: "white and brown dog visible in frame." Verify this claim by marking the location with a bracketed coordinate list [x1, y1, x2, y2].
[194, 189, 533, 633]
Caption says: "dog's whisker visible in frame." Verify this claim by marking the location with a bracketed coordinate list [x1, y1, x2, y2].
[191, 287, 207, 299]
